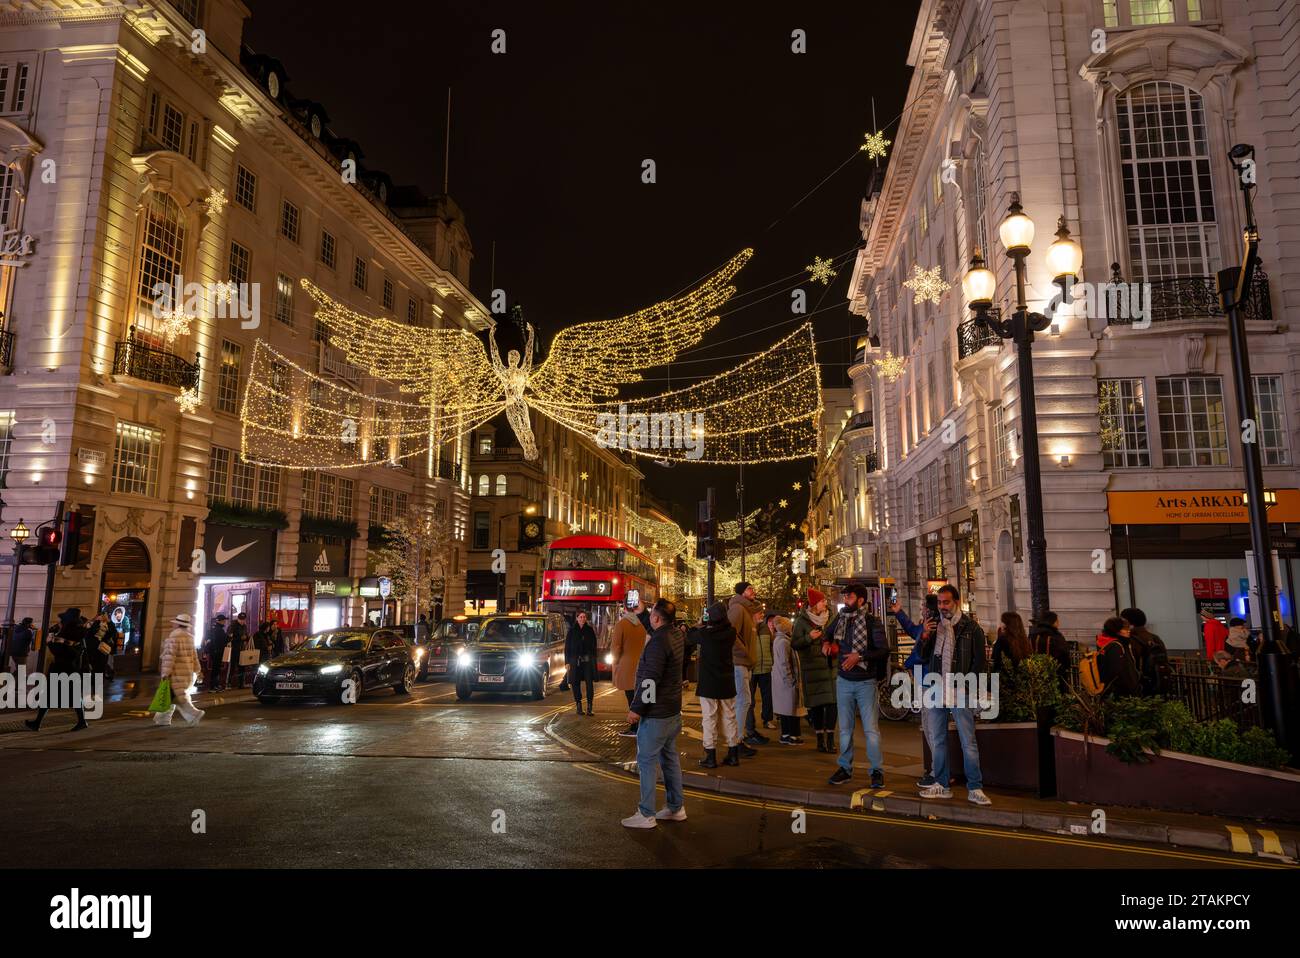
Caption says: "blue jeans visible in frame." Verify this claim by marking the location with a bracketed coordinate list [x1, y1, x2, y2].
[635, 713, 684, 817]
[747, 672, 773, 732]
[836, 676, 883, 774]
[734, 666, 752, 736]
[922, 704, 983, 791]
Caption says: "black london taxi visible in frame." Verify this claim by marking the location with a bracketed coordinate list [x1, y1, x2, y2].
[453, 612, 568, 701]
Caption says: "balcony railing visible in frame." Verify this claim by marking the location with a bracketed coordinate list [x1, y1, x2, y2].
[956, 312, 1002, 359]
[321, 343, 363, 381]
[113, 327, 199, 389]
[0, 327, 12, 371]
[435, 458, 463, 483]
[865, 450, 879, 473]
[1106, 264, 1272, 327]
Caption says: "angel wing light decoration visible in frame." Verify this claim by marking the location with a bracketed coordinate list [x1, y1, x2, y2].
[240, 249, 823, 470]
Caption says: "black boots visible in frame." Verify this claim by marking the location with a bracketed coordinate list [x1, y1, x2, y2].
[699, 748, 718, 768]
[738, 741, 758, 758]
[22, 718, 39, 732]
[817, 731, 834, 753]
[723, 746, 741, 766]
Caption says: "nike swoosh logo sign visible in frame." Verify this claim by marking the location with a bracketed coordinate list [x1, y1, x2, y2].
[214, 537, 258, 565]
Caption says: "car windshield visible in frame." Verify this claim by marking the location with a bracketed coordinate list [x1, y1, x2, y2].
[302, 632, 369, 651]
[480, 618, 545, 644]
[436, 620, 479, 641]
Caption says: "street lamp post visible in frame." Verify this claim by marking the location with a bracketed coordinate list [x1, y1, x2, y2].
[963, 194, 1083, 623]
[5, 517, 29, 665]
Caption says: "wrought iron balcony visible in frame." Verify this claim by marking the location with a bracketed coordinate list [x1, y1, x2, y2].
[113, 327, 199, 389]
[956, 311, 1002, 359]
[435, 458, 463, 483]
[866, 450, 879, 473]
[1106, 264, 1272, 327]
[0, 327, 13, 372]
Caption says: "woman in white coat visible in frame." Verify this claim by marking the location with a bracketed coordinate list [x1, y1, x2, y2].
[771, 615, 804, 745]
[154, 612, 206, 727]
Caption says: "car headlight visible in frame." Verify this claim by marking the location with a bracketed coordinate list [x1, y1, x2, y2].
[320, 664, 344, 675]
[257, 663, 270, 676]
[517, 652, 535, 667]
[456, 650, 470, 668]
[413, 647, 425, 659]
[604, 653, 614, 665]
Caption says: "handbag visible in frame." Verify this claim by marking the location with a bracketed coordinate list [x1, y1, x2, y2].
[148, 678, 173, 713]
[238, 647, 260, 667]
[221, 645, 231, 663]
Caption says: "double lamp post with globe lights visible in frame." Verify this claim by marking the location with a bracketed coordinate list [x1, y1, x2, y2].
[962, 193, 1083, 624]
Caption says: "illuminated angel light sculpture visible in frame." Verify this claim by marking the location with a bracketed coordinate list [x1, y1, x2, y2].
[240, 249, 823, 470]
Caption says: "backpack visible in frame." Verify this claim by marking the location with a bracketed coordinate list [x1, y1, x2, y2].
[1077, 648, 1106, 696]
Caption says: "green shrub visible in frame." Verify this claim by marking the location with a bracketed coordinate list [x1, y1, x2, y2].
[1003, 654, 1063, 722]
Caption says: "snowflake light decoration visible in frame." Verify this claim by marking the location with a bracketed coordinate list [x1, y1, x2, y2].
[873, 351, 906, 383]
[778, 498, 789, 508]
[903, 264, 950, 305]
[157, 308, 193, 344]
[204, 188, 228, 218]
[860, 130, 891, 161]
[806, 256, 838, 286]
[792, 482, 802, 492]
[175, 387, 201, 414]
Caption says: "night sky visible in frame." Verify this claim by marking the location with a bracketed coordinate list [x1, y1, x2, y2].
[245, 0, 919, 526]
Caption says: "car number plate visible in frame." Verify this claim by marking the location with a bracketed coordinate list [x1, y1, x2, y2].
[275, 682, 304, 690]
[431, 663, 447, 672]
[478, 674, 504, 683]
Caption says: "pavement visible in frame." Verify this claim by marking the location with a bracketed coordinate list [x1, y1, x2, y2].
[545, 681, 1300, 863]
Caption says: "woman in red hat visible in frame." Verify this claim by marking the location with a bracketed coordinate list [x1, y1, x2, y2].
[790, 588, 839, 752]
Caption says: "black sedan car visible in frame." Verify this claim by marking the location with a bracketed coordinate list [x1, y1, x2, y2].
[252, 628, 418, 704]
[453, 612, 568, 701]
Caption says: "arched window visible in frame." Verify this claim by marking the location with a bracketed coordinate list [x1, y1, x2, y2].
[1116, 81, 1218, 283]
[477, 474, 489, 496]
[135, 191, 187, 338]
[495, 474, 507, 496]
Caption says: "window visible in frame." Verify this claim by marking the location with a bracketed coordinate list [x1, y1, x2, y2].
[257, 465, 281, 510]
[216, 340, 242, 414]
[320, 229, 336, 268]
[161, 103, 184, 152]
[336, 477, 355, 520]
[1104, 1, 1200, 27]
[971, 149, 989, 256]
[234, 165, 256, 212]
[111, 422, 162, 497]
[944, 436, 969, 507]
[230, 459, 255, 507]
[495, 474, 507, 496]
[186, 120, 199, 163]
[353, 256, 367, 291]
[993, 404, 1014, 483]
[207, 445, 230, 501]
[0, 411, 13, 485]
[940, 338, 952, 410]
[228, 240, 250, 286]
[479, 436, 493, 455]
[174, 0, 203, 25]
[478, 474, 490, 496]
[1252, 375, 1289, 466]
[407, 298, 418, 324]
[318, 473, 337, 517]
[1099, 378, 1151, 467]
[901, 480, 915, 528]
[1157, 376, 1228, 466]
[280, 199, 300, 243]
[135, 192, 186, 335]
[0, 61, 31, 114]
[382, 277, 394, 311]
[275, 274, 293, 326]
[270, 361, 289, 395]
[381, 488, 395, 525]
[927, 361, 939, 430]
[1117, 81, 1219, 284]
[473, 511, 490, 549]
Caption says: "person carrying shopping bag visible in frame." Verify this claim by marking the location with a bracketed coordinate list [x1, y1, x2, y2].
[153, 613, 206, 727]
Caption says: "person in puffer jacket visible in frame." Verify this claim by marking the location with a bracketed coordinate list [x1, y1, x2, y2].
[154, 612, 206, 727]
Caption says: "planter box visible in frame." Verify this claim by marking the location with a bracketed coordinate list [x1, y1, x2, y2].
[922, 721, 1054, 795]
[1053, 729, 1300, 823]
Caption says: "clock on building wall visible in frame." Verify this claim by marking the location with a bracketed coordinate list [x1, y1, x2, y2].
[266, 70, 281, 100]
[519, 516, 544, 549]
[310, 114, 322, 138]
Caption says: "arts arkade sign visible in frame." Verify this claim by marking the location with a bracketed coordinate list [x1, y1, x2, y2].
[1107, 488, 1300, 525]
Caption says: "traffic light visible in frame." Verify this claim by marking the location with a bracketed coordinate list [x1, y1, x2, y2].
[60, 509, 83, 566]
[20, 526, 61, 565]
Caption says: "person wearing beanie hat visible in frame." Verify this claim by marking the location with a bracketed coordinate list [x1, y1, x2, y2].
[791, 590, 838, 752]
[686, 601, 752, 767]
[1120, 607, 1171, 696]
[154, 612, 205, 727]
[807, 588, 825, 607]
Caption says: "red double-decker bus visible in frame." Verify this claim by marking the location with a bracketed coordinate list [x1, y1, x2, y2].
[540, 534, 659, 676]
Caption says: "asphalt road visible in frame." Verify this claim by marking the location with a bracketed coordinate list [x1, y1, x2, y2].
[0, 678, 1281, 869]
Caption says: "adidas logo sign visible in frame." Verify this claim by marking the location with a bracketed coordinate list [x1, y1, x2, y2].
[313, 550, 331, 574]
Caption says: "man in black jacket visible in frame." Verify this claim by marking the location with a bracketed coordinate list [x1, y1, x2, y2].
[23, 608, 89, 732]
[565, 611, 598, 715]
[686, 600, 756, 768]
[7, 617, 34, 678]
[204, 614, 228, 691]
[623, 598, 686, 828]
[826, 584, 890, 788]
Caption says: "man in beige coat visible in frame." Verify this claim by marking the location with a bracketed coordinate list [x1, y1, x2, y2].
[727, 582, 768, 746]
[611, 608, 647, 737]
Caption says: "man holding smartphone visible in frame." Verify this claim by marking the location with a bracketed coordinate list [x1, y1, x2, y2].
[826, 583, 889, 787]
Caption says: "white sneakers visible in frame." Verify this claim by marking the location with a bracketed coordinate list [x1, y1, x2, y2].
[917, 783, 953, 799]
[917, 783, 993, 806]
[622, 806, 687, 828]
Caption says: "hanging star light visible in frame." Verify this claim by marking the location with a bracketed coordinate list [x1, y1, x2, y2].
[204, 187, 228, 218]
[860, 130, 891, 160]
[175, 386, 201, 414]
[903, 263, 950, 305]
[874, 351, 906, 383]
[241, 249, 825, 469]
[792, 482, 801, 491]
[779, 498, 789, 508]
[806, 256, 837, 286]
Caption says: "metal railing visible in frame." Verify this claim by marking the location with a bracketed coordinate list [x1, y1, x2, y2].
[956, 312, 1002, 359]
[865, 450, 880, 472]
[434, 458, 462, 483]
[1106, 266, 1272, 326]
[113, 327, 199, 389]
[0, 328, 12, 370]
